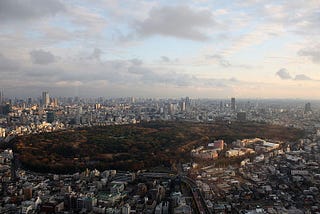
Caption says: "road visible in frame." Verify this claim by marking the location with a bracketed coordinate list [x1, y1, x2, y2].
[181, 176, 211, 214]
[140, 172, 211, 214]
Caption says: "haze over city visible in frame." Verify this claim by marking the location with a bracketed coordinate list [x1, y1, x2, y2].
[2, 1, 320, 213]
[0, 0, 319, 99]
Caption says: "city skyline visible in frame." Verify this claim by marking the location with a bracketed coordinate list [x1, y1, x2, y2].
[0, 0, 320, 99]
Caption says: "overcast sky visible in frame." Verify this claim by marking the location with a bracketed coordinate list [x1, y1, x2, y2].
[0, 0, 319, 99]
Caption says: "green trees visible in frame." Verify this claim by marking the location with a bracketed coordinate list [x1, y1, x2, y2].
[14, 121, 303, 174]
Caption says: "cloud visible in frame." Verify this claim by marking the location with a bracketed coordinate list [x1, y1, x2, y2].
[220, 23, 284, 56]
[0, 0, 65, 22]
[88, 48, 103, 61]
[160, 56, 179, 64]
[294, 74, 312, 81]
[0, 54, 19, 71]
[128, 65, 149, 75]
[30, 50, 56, 65]
[263, 1, 320, 35]
[276, 68, 314, 81]
[130, 58, 143, 66]
[206, 54, 232, 67]
[276, 68, 292, 79]
[140, 70, 195, 87]
[229, 77, 238, 82]
[0, 52, 271, 98]
[134, 5, 216, 41]
[298, 46, 320, 64]
[126, 63, 237, 88]
[161, 56, 170, 63]
[126, 63, 194, 86]
[68, 5, 107, 33]
[1, 0, 320, 99]
[205, 54, 254, 69]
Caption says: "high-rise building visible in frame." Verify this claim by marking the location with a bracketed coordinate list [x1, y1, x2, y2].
[304, 103, 311, 114]
[0, 91, 3, 104]
[185, 97, 190, 109]
[180, 101, 186, 112]
[231, 97, 236, 111]
[53, 98, 58, 107]
[219, 101, 223, 111]
[169, 103, 175, 115]
[42, 91, 50, 107]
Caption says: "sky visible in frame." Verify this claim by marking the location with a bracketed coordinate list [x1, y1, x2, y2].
[0, 0, 319, 99]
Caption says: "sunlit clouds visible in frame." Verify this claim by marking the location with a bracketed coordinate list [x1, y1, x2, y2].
[0, 0, 319, 98]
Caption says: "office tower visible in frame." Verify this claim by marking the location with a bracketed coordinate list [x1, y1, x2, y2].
[185, 96, 190, 104]
[180, 101, 186, 112]
[169, 103, 176, 115]
[0, 91, 4, 104]
[42, 91, 50, 107]
[231, 97, 236, 111]
[304, 103, 311, 114]
[94, 103, 101, 110]
[185, 96, 190, 106]
[53, 98, 58, 107]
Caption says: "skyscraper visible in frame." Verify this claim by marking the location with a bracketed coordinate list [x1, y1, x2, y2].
[219, 101, 223, 112]
[180, 101, 186, 112]
[52, 98, 58, 107]
[185, 96, 191, 110]
[304, 103, 311, 114]
[169, 103, 175, 115]
[231, 97, 236, 111]
[0, 91, 3, 104]
[42, 91, 50, 107]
